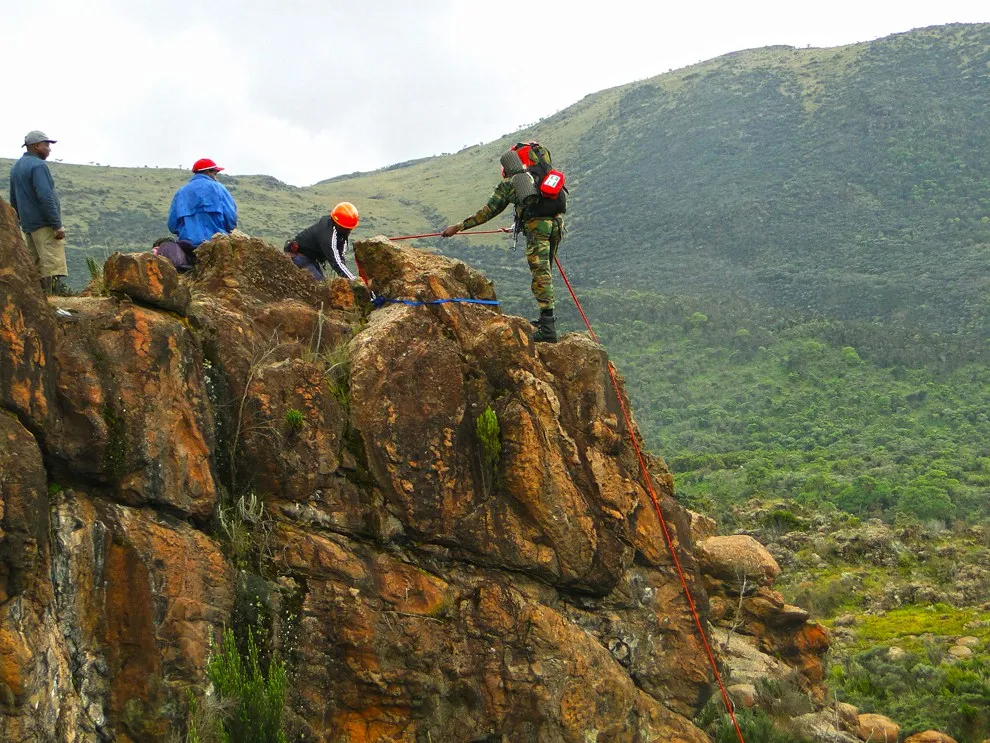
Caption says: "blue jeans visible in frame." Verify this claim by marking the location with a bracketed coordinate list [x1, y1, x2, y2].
[288, 252, 324, 280]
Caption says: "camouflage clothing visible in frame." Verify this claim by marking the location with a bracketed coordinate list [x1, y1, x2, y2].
[457, 179, 562, 309]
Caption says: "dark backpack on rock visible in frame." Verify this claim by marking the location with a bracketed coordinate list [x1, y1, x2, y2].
[152, 237, 197, 273]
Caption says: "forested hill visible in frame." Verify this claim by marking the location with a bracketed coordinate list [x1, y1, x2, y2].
[332, 22, 990, 334]
[564, 23, 990, 334]
[2, 23, 988, 333]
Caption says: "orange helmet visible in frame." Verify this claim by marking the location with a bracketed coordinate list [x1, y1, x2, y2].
[331, 202, 359, 230]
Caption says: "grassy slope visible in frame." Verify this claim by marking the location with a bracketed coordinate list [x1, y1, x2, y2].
[5, 24, 989, 330]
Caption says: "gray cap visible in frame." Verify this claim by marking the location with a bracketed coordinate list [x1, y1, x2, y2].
[23, 130, 56, 147]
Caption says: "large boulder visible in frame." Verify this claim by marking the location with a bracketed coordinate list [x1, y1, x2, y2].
[102, 251, 191, 315]
[696, 534, 782, 586]
[903, 734, 958, 743]
[354, 234, 496, 305]
[857, 713, 900, 742]
[790, 712, 860, 743]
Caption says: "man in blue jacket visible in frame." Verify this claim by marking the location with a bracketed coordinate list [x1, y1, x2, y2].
[167, 158, 238, 246]
[9, 130, 70, 296]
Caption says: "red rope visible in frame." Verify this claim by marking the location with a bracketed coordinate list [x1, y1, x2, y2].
[554, 256, 747, 743]
[388, 228, 510, 241]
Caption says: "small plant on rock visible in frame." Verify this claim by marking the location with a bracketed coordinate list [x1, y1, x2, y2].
[283, 408, 304, 432]
[475, 405, 501, 495]
[218, 492, 272, 569]
[321, 342, 351, 412]
[86, 255, 106, 295]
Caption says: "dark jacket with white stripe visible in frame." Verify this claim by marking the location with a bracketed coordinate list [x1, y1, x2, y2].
[291, 216, 354, 279]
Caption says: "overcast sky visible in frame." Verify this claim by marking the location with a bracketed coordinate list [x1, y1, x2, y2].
[1, 0, 986, 186]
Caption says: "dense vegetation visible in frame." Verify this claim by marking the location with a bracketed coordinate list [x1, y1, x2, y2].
[832, 647, 989, 740]
[569, 288, 990, 526]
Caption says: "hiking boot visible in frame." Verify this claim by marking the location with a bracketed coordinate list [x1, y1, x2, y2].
[50, 276, 74, 297]
[532, 308, 557, 343]
[531, 306, 551, 326]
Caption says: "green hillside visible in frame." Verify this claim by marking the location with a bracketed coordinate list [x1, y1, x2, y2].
[5, 24, 989, 333]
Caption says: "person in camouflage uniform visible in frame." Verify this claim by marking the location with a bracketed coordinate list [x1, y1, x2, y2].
[441, 159, 563, 343]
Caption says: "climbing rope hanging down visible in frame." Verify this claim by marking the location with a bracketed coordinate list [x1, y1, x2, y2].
[555, 256, 747, 743]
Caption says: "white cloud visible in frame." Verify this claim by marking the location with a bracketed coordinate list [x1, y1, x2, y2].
[1, 0, 986, 185]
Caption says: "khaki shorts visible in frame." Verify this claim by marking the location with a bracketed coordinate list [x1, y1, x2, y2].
[24, 226, 68, 278]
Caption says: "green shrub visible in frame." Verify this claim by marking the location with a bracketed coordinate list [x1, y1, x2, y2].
[476, 406, 501, 470]
[832, 647, 990, 741]
[204, 627, 288, 743]
[788, 574, 858, 619]
[687, 311, 709, 330]
[760, 509, 805, 533]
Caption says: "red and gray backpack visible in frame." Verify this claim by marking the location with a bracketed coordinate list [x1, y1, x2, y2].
[500, 141, 567, 219]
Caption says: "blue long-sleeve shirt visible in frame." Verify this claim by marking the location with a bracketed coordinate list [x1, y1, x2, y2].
[167, 173, 238, 246]
[9, 152, 62, 232]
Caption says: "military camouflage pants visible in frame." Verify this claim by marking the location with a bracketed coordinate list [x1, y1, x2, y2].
[524, 217, 562, 310]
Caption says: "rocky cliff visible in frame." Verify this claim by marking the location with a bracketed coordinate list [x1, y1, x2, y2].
[0, 199, 828, 742]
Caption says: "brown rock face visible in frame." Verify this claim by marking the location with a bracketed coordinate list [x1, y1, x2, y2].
[1, 223, 828, 741]
[0, 199, 61, 444]
[102, 251, 191, 315]
[278, 525, 712, 742]
[53, 297, 218, 517]
[50, 491, 235, 740]
[0, 413, 85, 742]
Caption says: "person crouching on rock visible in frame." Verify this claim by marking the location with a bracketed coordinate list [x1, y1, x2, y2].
[284, 202, 359, 281]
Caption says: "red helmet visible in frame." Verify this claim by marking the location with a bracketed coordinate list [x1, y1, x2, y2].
[192, 158, 224, 173]
[331, 202, 359, 230]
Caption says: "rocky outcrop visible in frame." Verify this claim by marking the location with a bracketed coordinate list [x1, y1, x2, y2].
[700, 534, 831, 702]
[0, 209, 829, 741]
[102, 251, 191, 315]
[904, 733, 959, 743]
[856, 713, 900, 742]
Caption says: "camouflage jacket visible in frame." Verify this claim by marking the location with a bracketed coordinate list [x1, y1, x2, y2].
[458, 179, 527, 231]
